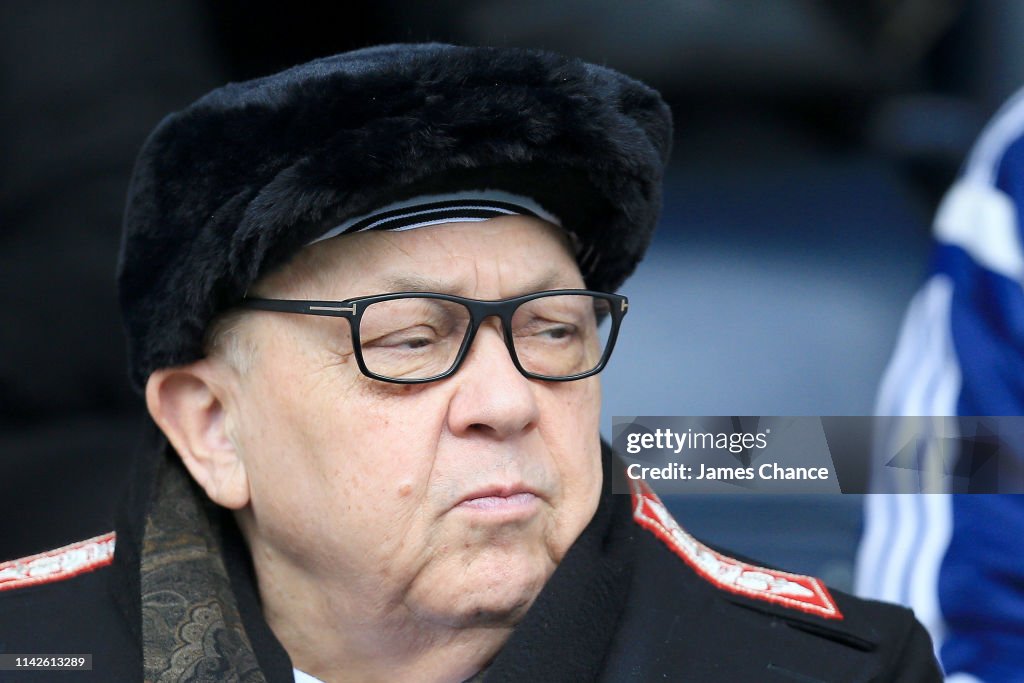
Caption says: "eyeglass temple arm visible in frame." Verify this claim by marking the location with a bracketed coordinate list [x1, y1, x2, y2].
[240, 297, 358, 317]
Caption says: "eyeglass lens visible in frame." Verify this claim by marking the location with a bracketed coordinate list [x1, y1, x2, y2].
[357, 294, 613, 380]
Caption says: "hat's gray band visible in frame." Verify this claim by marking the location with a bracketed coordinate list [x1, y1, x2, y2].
[308, 190, 562, 245]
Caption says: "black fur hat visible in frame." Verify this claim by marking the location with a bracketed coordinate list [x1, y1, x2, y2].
[118, 43, 672, 390]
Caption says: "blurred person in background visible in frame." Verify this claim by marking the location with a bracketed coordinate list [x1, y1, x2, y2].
[857, 87, 1024, 682]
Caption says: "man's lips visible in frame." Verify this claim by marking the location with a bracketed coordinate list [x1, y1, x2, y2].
[455, 485, 540, 512]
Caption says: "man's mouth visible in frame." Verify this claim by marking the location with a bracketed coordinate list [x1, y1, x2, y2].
[455, 486, 540, 515]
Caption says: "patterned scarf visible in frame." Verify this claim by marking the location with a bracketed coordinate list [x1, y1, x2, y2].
[140, 457, 263, 682]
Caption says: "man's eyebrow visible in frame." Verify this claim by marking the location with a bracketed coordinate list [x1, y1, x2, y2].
[378, 275, 460, 293]
[516, 271, 581, 293]
[376, 270, 578, 297]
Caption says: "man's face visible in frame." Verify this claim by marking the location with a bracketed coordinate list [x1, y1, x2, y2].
[223, 216, 603, 629]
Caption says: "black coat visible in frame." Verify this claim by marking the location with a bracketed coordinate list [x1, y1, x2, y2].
[0, 460, 940, 682]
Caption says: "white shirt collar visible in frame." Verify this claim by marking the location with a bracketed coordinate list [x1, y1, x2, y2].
[293, 668, 325, 683]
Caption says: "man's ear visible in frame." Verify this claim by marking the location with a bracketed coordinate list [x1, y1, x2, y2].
[145, 361, 251, 510]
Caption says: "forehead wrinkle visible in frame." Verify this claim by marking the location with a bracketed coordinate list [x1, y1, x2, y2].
[261, 216, 583, 301]
[373, 230, 471, 292]
[378, 230, 419, 261]
[376, 251, 579, 298]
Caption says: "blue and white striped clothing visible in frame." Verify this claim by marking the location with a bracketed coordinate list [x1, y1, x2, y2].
[856, 88, 1024, 682]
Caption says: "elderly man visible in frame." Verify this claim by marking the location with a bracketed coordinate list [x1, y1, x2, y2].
[0, 44, 939, 682]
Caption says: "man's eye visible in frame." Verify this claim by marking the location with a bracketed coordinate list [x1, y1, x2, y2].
[364, 327, 439, 351]
[516, 320, 578, 341]
[539, 325, 573, 340]
[400, 336, 433, 350]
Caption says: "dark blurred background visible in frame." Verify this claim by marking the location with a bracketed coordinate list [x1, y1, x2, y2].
[3, 0, 1022, 589]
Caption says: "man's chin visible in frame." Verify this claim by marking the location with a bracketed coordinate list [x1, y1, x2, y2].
[434, 588, 538, 629]
[410, 551, 554, 629]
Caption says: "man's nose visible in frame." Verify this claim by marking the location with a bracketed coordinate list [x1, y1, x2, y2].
[445, 319, 540, 440]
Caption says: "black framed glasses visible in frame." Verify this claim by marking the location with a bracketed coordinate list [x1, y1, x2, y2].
[239, 289, 628, 384]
